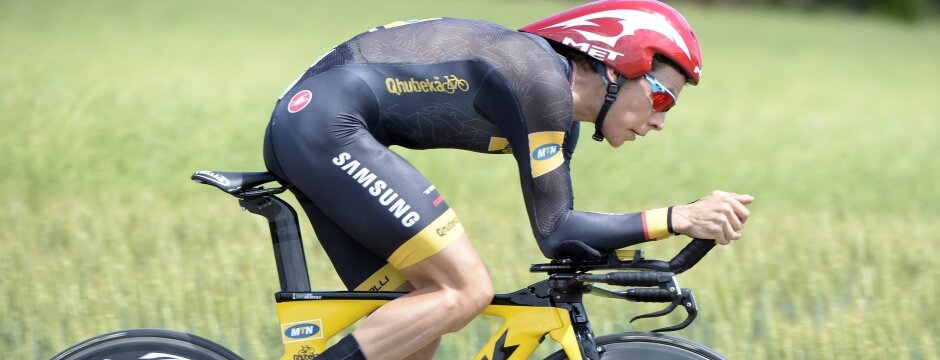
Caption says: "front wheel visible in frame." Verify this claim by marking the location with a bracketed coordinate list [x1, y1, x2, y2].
[52, 328, 243, 360]
[545, 332, 726, 360]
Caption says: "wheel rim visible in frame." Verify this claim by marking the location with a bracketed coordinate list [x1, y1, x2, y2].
[601, 341, 712, 359]
[60, 337, 231, 360]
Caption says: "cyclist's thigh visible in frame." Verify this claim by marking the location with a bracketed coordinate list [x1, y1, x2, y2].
[399, 233, 491, 292]
[294, 190, 407, 292]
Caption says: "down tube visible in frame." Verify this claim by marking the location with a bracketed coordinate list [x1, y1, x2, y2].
[474, 305, 583, 360]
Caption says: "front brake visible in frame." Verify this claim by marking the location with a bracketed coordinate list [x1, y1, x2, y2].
[636, 289, 697, 333]
[584, 273, 701, 333]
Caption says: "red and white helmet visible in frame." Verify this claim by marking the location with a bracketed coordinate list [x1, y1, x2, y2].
[520, 0, 703, 85]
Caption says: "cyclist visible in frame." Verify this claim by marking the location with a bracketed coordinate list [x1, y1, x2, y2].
[262, 1, 753, 359]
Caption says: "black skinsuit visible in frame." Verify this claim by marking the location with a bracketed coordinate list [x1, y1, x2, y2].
[263, 18, 672, 291]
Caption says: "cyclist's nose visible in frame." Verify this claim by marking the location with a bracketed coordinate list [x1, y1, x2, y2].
[648, 113, 666, 131]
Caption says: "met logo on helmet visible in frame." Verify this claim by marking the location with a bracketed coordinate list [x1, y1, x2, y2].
[544, 9, 692, 62]
[561, 37, 623, 61]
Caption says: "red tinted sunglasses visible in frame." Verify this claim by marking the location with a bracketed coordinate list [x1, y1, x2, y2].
[643, 73, 678, 113]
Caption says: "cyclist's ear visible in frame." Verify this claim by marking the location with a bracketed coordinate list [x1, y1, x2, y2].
[607, 68, 621, 83]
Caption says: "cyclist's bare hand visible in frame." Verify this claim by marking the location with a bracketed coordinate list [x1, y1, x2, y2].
[671, 190, 754, 245]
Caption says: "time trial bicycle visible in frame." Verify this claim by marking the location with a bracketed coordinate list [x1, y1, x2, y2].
[53, 170, 728, 360]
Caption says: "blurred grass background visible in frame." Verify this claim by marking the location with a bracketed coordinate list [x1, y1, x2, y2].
[1, 0, 938, 359]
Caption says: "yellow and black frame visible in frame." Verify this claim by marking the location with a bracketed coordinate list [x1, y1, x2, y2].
[226, 174, 590, 359]
[274, 286, 584, 360]
[191, 170, 719, 360]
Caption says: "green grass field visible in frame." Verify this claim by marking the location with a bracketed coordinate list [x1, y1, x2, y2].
[2, 0, 938, 358]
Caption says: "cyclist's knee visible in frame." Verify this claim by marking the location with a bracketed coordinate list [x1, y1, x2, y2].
[465, 275, 494, 309]
[470, 274, 495, 309]
[460, 259, 494, 304]
[438, 286, 491, 332]
[399, 235, 493, 330]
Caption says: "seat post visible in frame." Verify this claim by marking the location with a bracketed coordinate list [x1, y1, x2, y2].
[239, 194, 311, 292]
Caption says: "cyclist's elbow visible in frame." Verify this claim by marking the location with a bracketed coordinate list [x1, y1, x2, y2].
[536, 232, 564, 259]
[538, 232, 606, 260]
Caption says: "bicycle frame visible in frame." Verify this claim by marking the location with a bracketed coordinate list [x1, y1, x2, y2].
[241, 193, 592, 360]
[274, 294, 584, 360]
[49, 171, 718, 360]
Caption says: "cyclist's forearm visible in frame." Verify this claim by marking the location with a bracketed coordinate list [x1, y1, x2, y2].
[536, 208, 674, 257]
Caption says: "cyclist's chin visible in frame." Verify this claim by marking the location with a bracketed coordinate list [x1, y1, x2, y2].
[606, 136, 626, 148]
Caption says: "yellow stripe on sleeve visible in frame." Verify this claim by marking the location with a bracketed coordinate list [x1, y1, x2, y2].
[645, 207, 673, 241]
[387, 208, 464, 269]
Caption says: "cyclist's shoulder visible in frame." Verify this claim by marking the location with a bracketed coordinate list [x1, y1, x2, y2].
[357, 17, 518, 38]
[435, 18, 560, 56]
[344, 17, 552, 58]
[327, 17, 570, 97]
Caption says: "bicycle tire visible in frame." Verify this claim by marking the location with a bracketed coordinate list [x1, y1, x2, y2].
[52, 328, 243, 360]
[544, 331, 726, 360]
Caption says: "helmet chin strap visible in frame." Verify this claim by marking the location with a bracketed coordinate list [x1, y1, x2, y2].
[592, 63, 628, 142]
